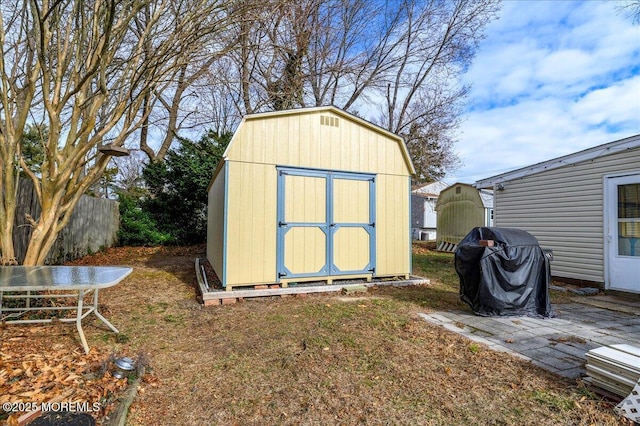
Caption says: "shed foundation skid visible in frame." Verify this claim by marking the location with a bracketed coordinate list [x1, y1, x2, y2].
[195, 258, 425, 305]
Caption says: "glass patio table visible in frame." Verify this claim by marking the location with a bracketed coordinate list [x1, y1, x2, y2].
[0, 266, 132, 354]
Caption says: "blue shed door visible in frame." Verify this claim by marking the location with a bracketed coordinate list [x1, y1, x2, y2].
[277, 168, 375, 281]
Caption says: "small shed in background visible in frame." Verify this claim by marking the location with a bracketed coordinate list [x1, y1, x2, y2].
[411, 181, 448, 241]
[435, 183, 493, 252]
[207, 106, 415, 291]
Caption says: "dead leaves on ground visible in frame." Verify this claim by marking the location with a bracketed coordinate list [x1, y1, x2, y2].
[0, 337, 129, 425]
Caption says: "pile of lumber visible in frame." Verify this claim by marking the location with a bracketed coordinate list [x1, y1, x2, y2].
[585, 344, 640, 397]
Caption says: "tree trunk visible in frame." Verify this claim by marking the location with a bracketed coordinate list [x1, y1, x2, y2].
[22, 196, 61, 266]
[0, 163, 18, 265]
[0, 211, 17, 265]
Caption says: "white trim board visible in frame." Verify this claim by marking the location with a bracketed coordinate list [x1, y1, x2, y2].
[475, 134, 640, 189]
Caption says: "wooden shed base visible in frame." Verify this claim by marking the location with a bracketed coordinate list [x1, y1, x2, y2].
[194, 258, 429, 306]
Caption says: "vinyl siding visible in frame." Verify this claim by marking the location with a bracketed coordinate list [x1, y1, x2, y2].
[494, 147, 640, 283]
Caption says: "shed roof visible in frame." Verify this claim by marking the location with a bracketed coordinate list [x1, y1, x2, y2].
[436, 182, 485, 210]
[211, 106, 415, 185]
[475, 133, 640, 189]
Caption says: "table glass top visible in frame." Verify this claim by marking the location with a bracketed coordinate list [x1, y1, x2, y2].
[0, 266, 133, 291]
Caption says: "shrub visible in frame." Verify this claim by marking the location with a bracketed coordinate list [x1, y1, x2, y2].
[117, 192, 173, 246]
[142, 130, 230, 245]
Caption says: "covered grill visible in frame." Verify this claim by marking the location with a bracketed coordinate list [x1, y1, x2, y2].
[455, 227, 552, 317]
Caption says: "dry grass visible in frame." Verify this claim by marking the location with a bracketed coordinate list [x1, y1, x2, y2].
[1, 244, 629, 425]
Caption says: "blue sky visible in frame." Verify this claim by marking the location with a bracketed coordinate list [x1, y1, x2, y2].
[448, 0, 640, 184]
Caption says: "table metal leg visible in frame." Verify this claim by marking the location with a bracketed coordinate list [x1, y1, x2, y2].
[92, 289, 119, 333]
[76, 289, 90, 354]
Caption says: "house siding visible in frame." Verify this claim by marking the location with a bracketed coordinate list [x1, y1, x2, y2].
[411, 195, 426, 228]
[494, 147, 640, 284]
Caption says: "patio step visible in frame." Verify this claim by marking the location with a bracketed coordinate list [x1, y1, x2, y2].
[585, 344, 640, 397]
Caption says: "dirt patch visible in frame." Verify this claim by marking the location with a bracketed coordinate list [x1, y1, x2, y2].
[1, 246, 631, 425]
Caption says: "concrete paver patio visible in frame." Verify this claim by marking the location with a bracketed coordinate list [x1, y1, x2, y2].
[419, 295, 640, 379]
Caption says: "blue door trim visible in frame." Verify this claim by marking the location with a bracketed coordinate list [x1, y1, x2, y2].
[277, 167, 376, 281]
[222, 163, 229, 287]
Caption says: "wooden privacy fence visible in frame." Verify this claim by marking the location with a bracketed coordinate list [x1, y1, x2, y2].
[10, 179, 120, 264]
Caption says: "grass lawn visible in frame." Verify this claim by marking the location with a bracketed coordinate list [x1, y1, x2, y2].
[1, 244, 627, 425]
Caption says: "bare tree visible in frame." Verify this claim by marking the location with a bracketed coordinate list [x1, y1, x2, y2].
[194, 66, 244, 134]
[376, 0, 500, 181]
[619, 0, 640, 24]
[113, 151, 146, 194]
[0, 0, 233, 265]
[216, 0, 499, 180]
[136, 0, 242, 163]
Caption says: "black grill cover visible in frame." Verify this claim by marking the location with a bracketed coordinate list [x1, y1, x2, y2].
[455, 227, 552, 317]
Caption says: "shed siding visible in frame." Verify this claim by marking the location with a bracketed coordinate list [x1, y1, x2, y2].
[375, 174, 410, 276]
[226, 111, 407, 176]
[206, 162, 226, 282]
[225, 161, 278, 286]
[436, 184, 485, 246]
[494, 147, 640, 283]
[223, 164, 410, 285]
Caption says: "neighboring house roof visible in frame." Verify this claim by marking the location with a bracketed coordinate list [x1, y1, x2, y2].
[479, 190, 494, 209]
[475, 133, 640, 190]
[411, 181, 449, 199]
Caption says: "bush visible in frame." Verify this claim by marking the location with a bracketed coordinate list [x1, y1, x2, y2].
[142, 130, 230, 245]
[117, 192, 173, 246]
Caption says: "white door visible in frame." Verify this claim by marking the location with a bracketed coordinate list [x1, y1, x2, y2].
[606, 174, 640, 293]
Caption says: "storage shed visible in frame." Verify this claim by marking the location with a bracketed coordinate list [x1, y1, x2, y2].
[435, 183, 493, 252]
[475, 134, 640, 294]
[207, 106, 416, 290]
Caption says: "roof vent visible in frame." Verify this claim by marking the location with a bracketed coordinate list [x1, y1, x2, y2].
[320, 115, 339, 127]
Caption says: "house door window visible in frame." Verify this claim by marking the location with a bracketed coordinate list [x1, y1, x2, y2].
[617, 183, 640, 257]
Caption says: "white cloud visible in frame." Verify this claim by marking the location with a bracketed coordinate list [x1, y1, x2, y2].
[450, 0, 640, 184]
[571, 76, 640, 128]
[536, 49, 594, 83]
